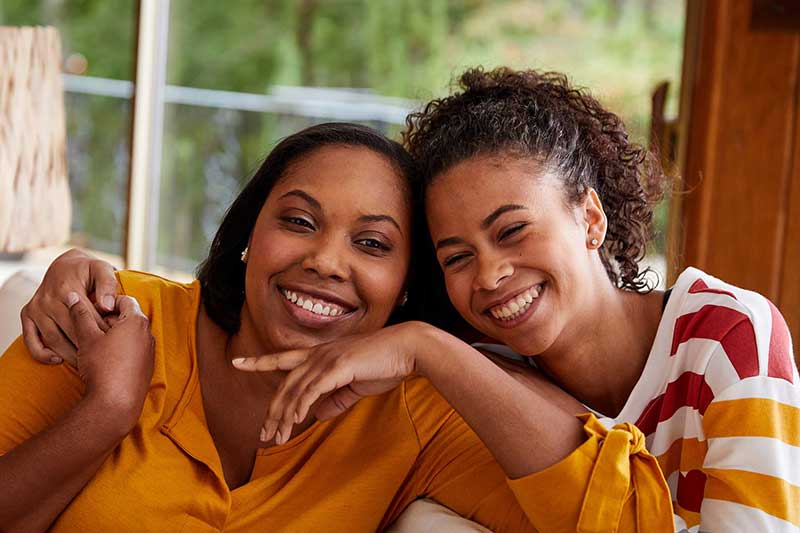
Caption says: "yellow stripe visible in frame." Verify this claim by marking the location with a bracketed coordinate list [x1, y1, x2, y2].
[673, 500, 701, 529]
[656, 437, 707, 478]
[704, 398, 800, 447]
[704, 468, 800, 525]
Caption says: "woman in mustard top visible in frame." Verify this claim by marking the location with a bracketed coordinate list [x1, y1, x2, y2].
[0, 123, 570, 531]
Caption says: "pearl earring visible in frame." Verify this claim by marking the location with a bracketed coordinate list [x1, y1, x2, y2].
[590, 238, 599, 247]
[241, 246, 249, 263]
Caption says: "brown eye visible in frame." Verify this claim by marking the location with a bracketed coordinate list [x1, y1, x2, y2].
[499, 223, 526, 241]
[443, 253, 469, 267]
[282, 217, 315, 230]
[356, 238, 391, 252]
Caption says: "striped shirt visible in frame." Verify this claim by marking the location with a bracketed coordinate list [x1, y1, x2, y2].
[595, 267, 800, 531]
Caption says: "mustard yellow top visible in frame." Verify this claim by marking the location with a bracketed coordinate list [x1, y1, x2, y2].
[0, 271, 540, 532]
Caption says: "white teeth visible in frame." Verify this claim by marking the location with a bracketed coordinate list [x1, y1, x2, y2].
[489, 284, 545, 322]
[281, 289, 348, 318]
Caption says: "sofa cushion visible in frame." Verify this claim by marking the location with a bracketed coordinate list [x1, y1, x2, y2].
[0, 269, 44, 354]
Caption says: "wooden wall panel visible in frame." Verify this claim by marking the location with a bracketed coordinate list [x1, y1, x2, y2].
[678, 0, 800, 350]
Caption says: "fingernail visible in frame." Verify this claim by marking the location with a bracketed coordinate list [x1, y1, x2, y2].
[50, 356, 62, 364]
[275, 429, 283, 445]
[66, 292, 79, 307]
[232, 358, 246, 366]
[103, 295, 115, 310]
[260, 428, 267, 441]
[294, 412, 301, 424]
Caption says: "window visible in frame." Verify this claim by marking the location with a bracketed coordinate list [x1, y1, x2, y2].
[1, 0, 685, 284]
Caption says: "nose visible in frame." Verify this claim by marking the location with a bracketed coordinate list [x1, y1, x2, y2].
[472, 253, 513, 292]
[301, 235, 350, 282]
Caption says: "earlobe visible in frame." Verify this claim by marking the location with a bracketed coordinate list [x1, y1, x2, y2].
[583, 188, 607, 249]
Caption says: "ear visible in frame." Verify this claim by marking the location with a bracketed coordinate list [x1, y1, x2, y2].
[581, 188, 607, 249]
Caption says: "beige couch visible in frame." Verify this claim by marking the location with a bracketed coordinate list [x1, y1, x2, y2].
[0, 268, 44, 354]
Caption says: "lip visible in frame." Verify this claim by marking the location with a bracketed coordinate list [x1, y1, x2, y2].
[481, 283, 544, 314]
[483, 283, 546, 329]
[276, 285, 358, 329]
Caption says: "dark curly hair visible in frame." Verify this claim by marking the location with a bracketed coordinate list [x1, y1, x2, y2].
[196, 122, 419, 334]
[404, 67, 666, 293]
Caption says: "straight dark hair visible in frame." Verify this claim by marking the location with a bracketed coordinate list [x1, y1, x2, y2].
[196, 122, 418, 334]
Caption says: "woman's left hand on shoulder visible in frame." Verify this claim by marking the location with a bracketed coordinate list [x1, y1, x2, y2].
[233, 321, 432, 445]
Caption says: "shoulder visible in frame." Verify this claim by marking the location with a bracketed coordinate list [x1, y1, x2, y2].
[664, 267, 796, 389]
[402, 374, 462, 445]
[115, 270, 200, 322]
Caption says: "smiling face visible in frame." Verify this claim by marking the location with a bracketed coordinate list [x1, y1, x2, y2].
[426, 154, 607, 356]
[240, 144, 412, 352]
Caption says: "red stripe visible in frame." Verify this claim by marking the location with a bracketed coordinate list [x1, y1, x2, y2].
[688, 278, 736, 299]
[676, 469, 707, 513]
[635, 372, 715, 435]
[767, 301, 794, 383]
[671, 305, 759, 379]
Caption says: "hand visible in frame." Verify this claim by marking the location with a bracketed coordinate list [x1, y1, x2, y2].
[21, 249, 118, 365]
[233, 322, 426, 445]
[67, 292, 155, 432]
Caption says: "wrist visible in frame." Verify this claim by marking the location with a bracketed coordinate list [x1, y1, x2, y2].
[82, 389, 143, 438]
[403, 321, 459, 378]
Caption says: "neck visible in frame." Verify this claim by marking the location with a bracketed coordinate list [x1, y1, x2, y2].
[198, 304, 285, 393]
[535, 279, 663, 417]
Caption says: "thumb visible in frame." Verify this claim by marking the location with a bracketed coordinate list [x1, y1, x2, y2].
[67, 292, 103, 345]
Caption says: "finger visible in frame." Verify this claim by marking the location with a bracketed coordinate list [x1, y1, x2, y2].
[263, 359, 316, 442]
[312, 386, 362, 420]
[89, 260, 118, 312]
[115, 295, 144, 320]
[232, 350, 309, 372]
[35, 315, 78, 362]
[21, 312, 62, 364]
[67, 292, 103, 344]
[294, 374, 338, 423]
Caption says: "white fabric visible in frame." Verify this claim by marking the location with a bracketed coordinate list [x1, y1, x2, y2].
[388, 499, 493, 532]
[0, 268, 42, 353]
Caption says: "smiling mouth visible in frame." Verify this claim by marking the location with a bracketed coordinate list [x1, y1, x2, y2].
[486, 283, 546, 321]
[279, 287, 355, 318]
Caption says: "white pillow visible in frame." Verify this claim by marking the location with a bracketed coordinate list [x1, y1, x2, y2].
[0, 269, 44, 354]
[388, 499, 492, 532]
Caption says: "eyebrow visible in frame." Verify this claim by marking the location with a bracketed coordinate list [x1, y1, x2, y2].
[436, 204, 528, 250]
[279, 189, 321, 210]
[280, 189, 402, 234]
[481, 204, 527, 230]
[358, 214, 402, 234]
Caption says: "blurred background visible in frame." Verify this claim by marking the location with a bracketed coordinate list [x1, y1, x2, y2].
[0, 0, 685, 279]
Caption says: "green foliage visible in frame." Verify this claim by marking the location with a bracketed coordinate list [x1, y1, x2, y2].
[0, 0, 685, 268]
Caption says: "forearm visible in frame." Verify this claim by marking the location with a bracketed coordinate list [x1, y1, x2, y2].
[413, 323, 585, 478]
[0, 397, 131, 531]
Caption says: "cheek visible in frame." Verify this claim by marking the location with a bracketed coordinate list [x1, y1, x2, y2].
[444, 272, 472, 316]
[357, 260, 407, 319]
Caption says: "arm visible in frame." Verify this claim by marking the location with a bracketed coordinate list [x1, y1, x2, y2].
[699, 376, 800, 530]
[234, 321, 674, 531]
[0, 295, 153, 531]
[20, 248, 118, 365]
